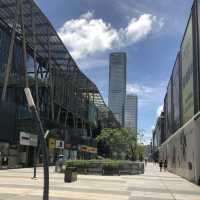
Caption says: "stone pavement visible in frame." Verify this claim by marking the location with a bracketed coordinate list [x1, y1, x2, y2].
[0, 163, 199, 200]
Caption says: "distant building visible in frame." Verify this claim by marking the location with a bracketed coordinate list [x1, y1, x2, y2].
[125, 95, 138, 133]
[108, 52, 126, 126]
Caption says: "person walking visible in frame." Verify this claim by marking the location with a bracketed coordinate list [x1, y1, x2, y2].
[164, 160, 168, 172]
[2, 155, 8, 169]
[159, 160, 163, 172]
[145, 159, 147, 166]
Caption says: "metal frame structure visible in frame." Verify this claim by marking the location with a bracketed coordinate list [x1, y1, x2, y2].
[0, 0, 120, 131]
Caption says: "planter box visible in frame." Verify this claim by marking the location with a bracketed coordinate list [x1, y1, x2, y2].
[87, 167, 102, 175]
[77, 168, 88, 174]
[102, 167, 119, 175]
[64, 160, 145, 176]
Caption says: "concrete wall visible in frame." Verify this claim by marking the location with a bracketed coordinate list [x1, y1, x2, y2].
[159, 116, 200, 184]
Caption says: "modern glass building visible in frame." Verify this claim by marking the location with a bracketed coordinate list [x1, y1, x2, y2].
[108, 52, 126, 126]
[125, 95, 138, 133]
[0, 0, 120, 168]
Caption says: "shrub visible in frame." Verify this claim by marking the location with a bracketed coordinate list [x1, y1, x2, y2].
[65, 160, 89, 169]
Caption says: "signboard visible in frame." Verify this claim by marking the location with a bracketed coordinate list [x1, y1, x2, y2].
[172, 54, 181, 132]
[64, 144, 72, 149]
[20, 132, 38, 147]
[181, 16, 194, 124]
[80, 145, 97, 154]
[56, 140, 64, 149]
[48, 138, 56, 150]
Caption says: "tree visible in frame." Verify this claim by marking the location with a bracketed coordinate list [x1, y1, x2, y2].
[96, 128, 137, 160]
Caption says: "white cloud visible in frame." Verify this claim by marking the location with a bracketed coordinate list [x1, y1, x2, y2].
[156, 105, 163, 116]
[124, 14, 156, 43]
[80, 10, 94, 20]
[58, 11, 162, 60]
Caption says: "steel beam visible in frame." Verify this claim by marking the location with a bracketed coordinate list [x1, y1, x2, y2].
[31, 2, 39, 112]
[1, 0, 19, 102]
[20, 0, 28, 88]
[48, 26, 54, 120]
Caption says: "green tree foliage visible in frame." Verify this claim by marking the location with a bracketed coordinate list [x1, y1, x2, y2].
[96, 128, 137, 160]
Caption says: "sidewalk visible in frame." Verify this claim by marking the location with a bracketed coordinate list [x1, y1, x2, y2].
[0, 163, 199, 200]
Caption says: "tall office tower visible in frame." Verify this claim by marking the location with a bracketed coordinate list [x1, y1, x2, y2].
[125, 94, 138, 133]
[108, 52, 126, 126]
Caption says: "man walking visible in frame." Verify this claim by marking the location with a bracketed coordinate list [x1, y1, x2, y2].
[159, 160, 163, 172]
[164, 160, 167, 172]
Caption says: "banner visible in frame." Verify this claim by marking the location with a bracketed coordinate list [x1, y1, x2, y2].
[80, 145, 97, 154]
[172, 55, 181, 132]
[181, 16, 194, 124]
[167, 79, 172, 137]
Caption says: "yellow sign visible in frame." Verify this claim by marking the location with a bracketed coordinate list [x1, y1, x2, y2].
[49, 138, 56, 149]
[80, 145, 97, 154]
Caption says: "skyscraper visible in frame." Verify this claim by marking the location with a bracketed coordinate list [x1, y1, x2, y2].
[125, 94, 138, 133]
[108, 52, 126, 126]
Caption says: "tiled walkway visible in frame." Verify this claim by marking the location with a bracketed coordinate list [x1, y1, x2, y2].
[0, 163, 199, 200]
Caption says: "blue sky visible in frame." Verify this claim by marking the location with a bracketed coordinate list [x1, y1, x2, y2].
[35, 0, 193, 143]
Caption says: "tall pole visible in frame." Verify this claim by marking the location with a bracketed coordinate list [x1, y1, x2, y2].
[25, 88, 49, 200]
[31, 2, 39, 179]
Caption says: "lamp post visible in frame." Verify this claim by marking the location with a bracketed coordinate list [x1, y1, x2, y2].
[32, 130, 50, 179]
[24, 88, 49, 200]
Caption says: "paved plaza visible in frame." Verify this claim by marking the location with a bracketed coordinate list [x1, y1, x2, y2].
[0, 163, 199, 200]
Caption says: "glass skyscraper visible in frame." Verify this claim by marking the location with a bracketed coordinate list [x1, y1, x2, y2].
[108, 52, 126, 126]
[125, 94, 138, 133]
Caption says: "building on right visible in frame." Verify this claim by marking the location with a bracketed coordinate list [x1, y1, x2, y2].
[152, 0, 200, 185]
[125, 94, 138, 133]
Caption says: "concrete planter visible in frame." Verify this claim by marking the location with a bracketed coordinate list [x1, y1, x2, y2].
[63, 160, 144, 176]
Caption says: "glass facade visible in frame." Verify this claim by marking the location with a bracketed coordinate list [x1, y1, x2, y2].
[125, 95, 138, 133]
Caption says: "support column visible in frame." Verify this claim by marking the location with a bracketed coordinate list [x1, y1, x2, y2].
[1, 0, 20, 102]
[48, 26, 54, 120]
[20, 0, 28, 88]
[31, 4, 39, 112]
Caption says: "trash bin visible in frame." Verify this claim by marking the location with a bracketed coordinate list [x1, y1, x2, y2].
[64, 167, 77, 183]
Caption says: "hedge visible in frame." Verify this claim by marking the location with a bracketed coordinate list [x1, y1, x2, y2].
[65, 159, 136, 170]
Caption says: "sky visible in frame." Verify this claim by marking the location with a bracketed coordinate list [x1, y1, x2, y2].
[35, 0, 194, 143]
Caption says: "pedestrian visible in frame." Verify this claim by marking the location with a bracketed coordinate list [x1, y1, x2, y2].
[164, 160, 167, 172]
[159, 160, 163, 172]
[145, 159, 147, 166]
[2, 155, 8, 169]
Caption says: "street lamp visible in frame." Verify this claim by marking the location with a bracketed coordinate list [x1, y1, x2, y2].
[32, 130, 50, 179]
[24, 88, 49, 200]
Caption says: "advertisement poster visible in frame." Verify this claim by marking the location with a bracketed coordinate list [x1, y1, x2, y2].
[172, 55, 181, 131]
[181, 16, 194, 124]
[167, 79, 172, 137]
